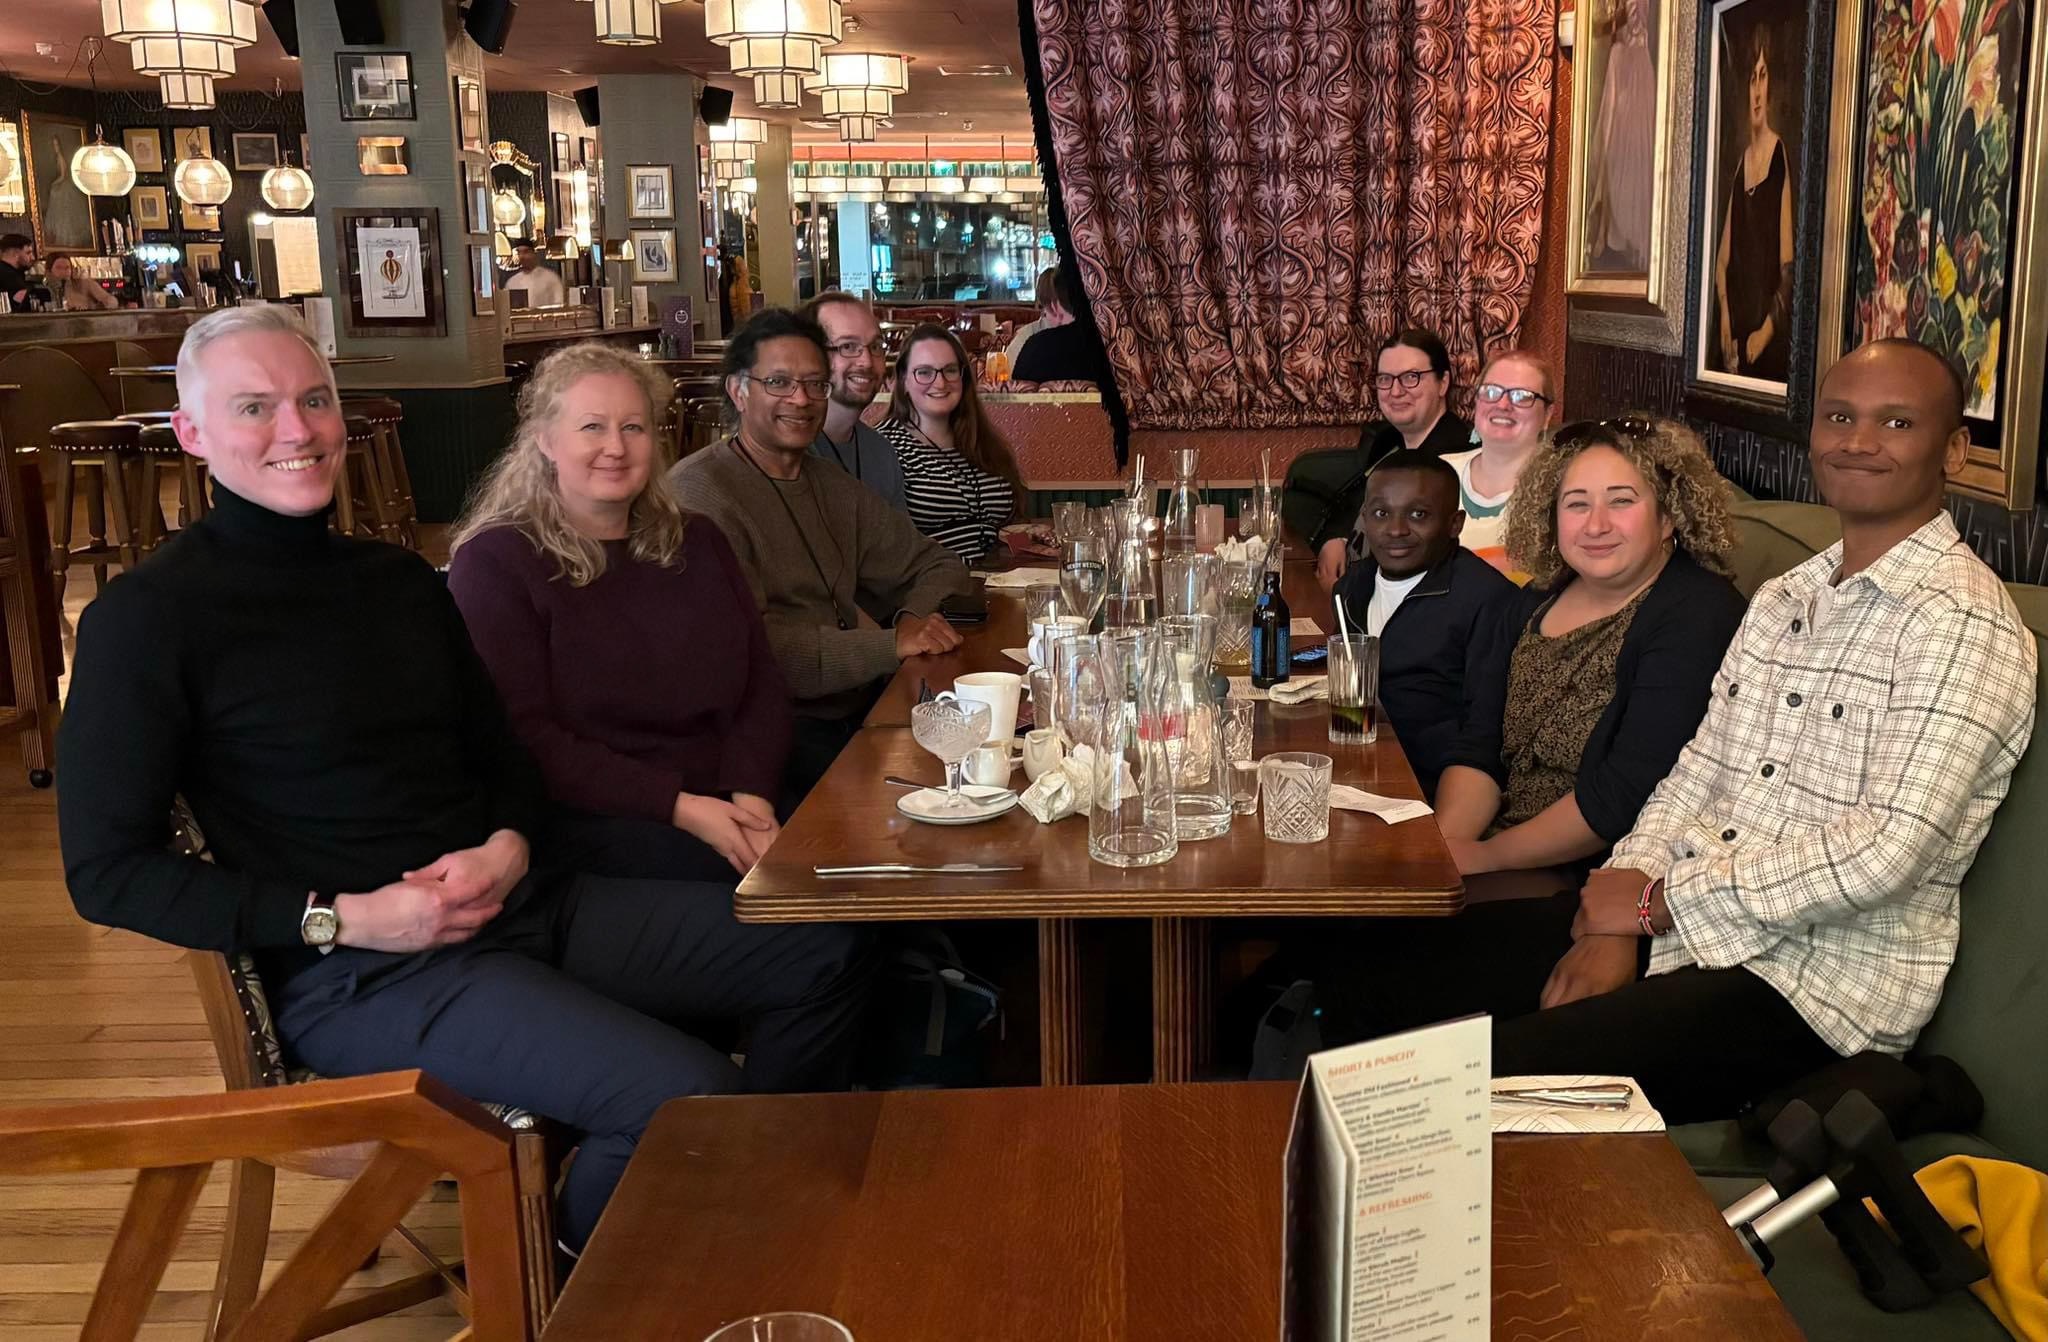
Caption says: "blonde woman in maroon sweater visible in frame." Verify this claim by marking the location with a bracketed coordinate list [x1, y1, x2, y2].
[449, 343, 792, 880]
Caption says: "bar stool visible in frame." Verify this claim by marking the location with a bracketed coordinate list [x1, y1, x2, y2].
[135, 422, 211, 537]
[334, 413, 403, 545]
[46, 419, 146, 604]
[339, 395, 417, 549]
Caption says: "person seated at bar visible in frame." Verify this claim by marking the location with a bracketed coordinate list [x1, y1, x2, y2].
[504, 238, 565, 308]
[1003, 265, 1064, 367]
[801, 291, 907, 512]
[0, 234, 46, 309]
[1333, 451, 1516, 799]
[1011, 264, 1113, 386]
[671, 308, 975, 803]
[1297, 339, 2036, 1123]
[1295, 329, 1475, 592]
[46, 255, 118, 311]
[1434, 416, 1745, 880]
[879, 323, 1026, 565]
[447, 342, 791, 881]
[1438, 349, 1555, 574]
[56, 306, 875, 1260]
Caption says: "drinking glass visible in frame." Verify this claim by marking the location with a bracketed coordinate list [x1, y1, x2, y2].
[701, 1315, 854, 1342]
[1104, 537, 1156, 628]
[1022, 581, 1063, 626]
[1060, 537, 1108, 629]
[1051, 633, 1105, 750]
[1326, 633, 1380, 745]
[1161, 553, 1220, 620]
[1158, 614, 1231, 840]
[1212, 558, 1263, 670]
[1221, 697, 1259, 814]
[1052, 500, 1090, 545]
[1260, 752, 1333, 843]
[1195, 503, 1227, 552]
[909, 693, 993, 813]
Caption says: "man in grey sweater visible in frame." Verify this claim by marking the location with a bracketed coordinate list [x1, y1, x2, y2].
[672, 308, 975, 801]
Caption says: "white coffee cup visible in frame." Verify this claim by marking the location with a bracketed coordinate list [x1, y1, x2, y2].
[1028, 616, 1089, 669]
[964, 742, 1016, 787]
[953, 671, 1023, 745]
[1020, 728, 1063, 782]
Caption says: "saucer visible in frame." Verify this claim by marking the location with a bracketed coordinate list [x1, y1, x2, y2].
[896, 786, 1019, 825]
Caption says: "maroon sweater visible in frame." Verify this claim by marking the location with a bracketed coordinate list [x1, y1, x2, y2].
[447, 520, 793, 821]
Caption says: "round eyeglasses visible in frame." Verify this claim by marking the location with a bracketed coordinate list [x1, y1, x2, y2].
[909, 364, 964, 386]
[1476, 383, 1554, 409]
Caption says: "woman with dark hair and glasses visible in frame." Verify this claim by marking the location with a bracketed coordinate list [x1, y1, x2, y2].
[1432, 415, 1745, 881]
[880, 324, 1026, 564]
[1439, 350, 1557, 573]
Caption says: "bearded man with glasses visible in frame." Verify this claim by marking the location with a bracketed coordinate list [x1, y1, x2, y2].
[672, 308, 975, 803]
[799, 291, 908, 513]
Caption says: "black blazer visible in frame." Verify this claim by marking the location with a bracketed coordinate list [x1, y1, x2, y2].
[1333, 546, 1518, 799]
[1444, 548, 1747, 843]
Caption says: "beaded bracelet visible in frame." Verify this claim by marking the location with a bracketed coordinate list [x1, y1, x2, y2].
[1637, 877, 1666, 937]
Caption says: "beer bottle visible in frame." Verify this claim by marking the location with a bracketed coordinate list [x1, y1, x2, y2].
[1250, 568, 1291, 689]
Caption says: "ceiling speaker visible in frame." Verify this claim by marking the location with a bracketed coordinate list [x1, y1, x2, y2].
[574, 85, 600, 125]
[465, 0, 517, 55]
[700, 86, 734, 126]
[334, 0, 383, 46]
[261, 0, 299, 57]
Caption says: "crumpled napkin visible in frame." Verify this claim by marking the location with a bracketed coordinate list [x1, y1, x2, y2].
[975, 567, 1061, 589]
[1328, 784, 1432, 825]
[1020, 744, 1096, 822]
[1225, 675, 1327, 703]
[1213, 535, 1271, 566]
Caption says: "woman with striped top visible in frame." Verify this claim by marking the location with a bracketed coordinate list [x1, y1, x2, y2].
[880, 324, 1024, 564]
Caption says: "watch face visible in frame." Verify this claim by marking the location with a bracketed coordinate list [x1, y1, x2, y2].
[302, 907, 338, 946]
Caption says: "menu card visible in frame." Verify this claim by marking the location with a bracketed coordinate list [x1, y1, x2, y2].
[1282, 1015, 1489, 1341]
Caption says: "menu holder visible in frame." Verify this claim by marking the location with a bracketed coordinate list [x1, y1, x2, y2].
[1282, 1015, 1490, 1341]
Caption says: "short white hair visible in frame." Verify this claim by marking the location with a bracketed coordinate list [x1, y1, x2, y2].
[175, 305, 336, 418]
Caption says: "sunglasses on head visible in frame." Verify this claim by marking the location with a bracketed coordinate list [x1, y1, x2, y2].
[1552, 415, 1655, 449]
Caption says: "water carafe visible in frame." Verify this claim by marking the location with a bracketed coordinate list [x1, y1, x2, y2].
[1158, 614, 1233, 840]
[1088, 628, 1180, 867]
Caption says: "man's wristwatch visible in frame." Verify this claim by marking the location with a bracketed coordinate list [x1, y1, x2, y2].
[300, 891, 340, 954]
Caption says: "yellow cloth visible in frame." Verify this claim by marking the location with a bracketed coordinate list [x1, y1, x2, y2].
[1868, 1155, 2048, 1341]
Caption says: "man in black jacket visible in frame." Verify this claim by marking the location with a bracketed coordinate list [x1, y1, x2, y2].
[56, 305, 875, 1258]
[1333, 451, 1515, 797]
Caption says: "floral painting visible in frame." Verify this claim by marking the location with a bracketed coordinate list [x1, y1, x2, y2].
[1850, 0, 2025, 421]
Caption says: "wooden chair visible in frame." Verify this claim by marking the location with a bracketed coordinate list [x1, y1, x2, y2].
[0, 422, 55, 788]
[0, 1070, 543, 1342]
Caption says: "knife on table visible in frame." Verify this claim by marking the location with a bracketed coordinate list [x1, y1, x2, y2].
[813, 863, 1025, 877]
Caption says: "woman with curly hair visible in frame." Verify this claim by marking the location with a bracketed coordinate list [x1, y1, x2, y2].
[447, 341, 792, 881]
[1432, 416, 1745, 879]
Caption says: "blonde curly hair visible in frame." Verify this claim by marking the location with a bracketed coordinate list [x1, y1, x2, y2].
[450, 342, 686, 587]
[1501, 414, 1736, 587]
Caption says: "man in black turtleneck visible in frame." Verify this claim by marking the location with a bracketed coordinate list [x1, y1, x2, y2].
[56, 306, 875, 1258]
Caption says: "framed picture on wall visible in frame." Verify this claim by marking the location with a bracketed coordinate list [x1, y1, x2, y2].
[337, 52, 416, 120]
[122, 128, 163, 174]
[335, 206, 446, 337]
[232, 133, 280, 171]
[185, 241, 224, 277]
[171, 125, 213, 165]
[357, 136, 411, 175]
[551, 178, 576, 236]
[630, 228, 677, 283]
[301, 133, 313, 171]
[628, 164, 673, 220]
[1565, 0, 1679, 302]
[455, 75, 486, 152]
[131, 185, 169, 231]
[21, 112, 94, 255]
[463, 158, 490, 234]
[551, 132, 573, 172]
[180, 199, 221, 232]
[579, 135, 597, 167]
[1816, 0, 2048, 508]
[0, 124, 25, 215]
[1681, 0, 1835, 434]
[470, 243, 497, 317]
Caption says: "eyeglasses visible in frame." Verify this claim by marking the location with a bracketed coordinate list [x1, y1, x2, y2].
[909, 364, 964, 386]
[742, 372, 832, 400]
[1552, 415, 1656, 449]
[1373, 369, 1439, 392]
[827, 339, 887, 359]
[1477, 383, 1555, 409]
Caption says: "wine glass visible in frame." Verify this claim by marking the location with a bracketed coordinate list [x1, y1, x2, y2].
[1060, 537, 1108, 629]
[910, 693, 993, 813]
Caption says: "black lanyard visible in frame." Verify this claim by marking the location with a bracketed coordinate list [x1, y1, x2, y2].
[730, 438, 854, 631]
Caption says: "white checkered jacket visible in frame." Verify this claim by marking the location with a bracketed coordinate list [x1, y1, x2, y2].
[1609, 513, 2037, 1056]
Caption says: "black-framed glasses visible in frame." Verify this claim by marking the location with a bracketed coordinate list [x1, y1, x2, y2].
[1552, 415, 1655, 449]
[742, 372, 832, 400]
[827, 339, 887, 360]
[1373, 369, 1439, 392]
[909, 364, 964, 386]
[1477, 383, 1554, 409]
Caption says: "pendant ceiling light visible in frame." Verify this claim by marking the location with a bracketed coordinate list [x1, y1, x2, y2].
[807, 51, 906, 143]
[592, 0, 661, 45]
[751, 73, 806, 108]
[158, 71, 215, 108]
[708, 0, 840, 111]
[837, 116, 878, 142]
[173, 152, 232, 205]
[71, 134, 137, 196]
[128, 33, 235, 76]
[101, 0, 259, 45]
[491, 189, 528, 229]
[709, 116, 767, 162]
[259, 161, 314, 210]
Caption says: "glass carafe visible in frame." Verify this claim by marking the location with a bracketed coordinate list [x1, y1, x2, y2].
[1157, 614, 1232, 840]
[1161, 446, 1204, 554]
[1088, 628, 1180, 867]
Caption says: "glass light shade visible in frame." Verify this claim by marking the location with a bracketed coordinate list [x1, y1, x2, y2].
[172, 153, 232, 205]
[843, 173, 884, 193]
[752, 72, 805, 108]
[885, 174, 927, 192]
[158, 72, 215, 108]
[992, 190, 1023, 204]
[70, 141, 137, 196]
[954, 192, 987, 203]
[808, 50, 909, 94]
[819, 86, 890, 120]
[259, 163, 314, 210]
[101, 0, 258, 45]
[727, 34, 819, 75]
[967, 175, 1004, 193]
[128, 33, 236, 75]
[837, 115, 878, 142]
[593, 0, 660, 44]
[704, 0, 838, 45]
[711, 141, 755, 162]
[708, 117, 769, 144]
[1006, 175, 1044, 193]
[927, 175, 962, 194]
[491, 190, 528, 228]
[714, 158, 749, 178]
[733, 176, 759, 194]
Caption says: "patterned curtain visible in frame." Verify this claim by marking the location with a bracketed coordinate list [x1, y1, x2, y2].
[1026, 0, 1559, 432]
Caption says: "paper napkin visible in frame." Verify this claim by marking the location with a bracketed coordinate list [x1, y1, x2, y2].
[1327, 785, 1433, 825]
[1290, 616, 1324, 638]
[975, 568, 1061, 589]
[1489, 1075, 1666, 1134]
[1227, 675, 1328, 703]
[1003, 647, 1031, 667]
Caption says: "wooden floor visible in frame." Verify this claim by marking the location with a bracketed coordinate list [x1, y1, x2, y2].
[0, 528, 466, 1338]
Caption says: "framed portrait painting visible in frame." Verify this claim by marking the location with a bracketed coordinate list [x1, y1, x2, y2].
[21, 112, 95, 255]
[1682, 0, 1836, 433]
[1818, 0, 2048, 508]
[629, 228, 677, 283]
[122, 128, 163, 174]
[131, 185, 170, 231]
[1566, 0, 1679, 302]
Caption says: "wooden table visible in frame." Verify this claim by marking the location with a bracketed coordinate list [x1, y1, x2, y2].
[743, 557, 1456, 1084]
[546, 1085, 1802, 1342]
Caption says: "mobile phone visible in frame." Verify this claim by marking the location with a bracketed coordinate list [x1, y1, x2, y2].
[1291, 645, 1328, 666]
